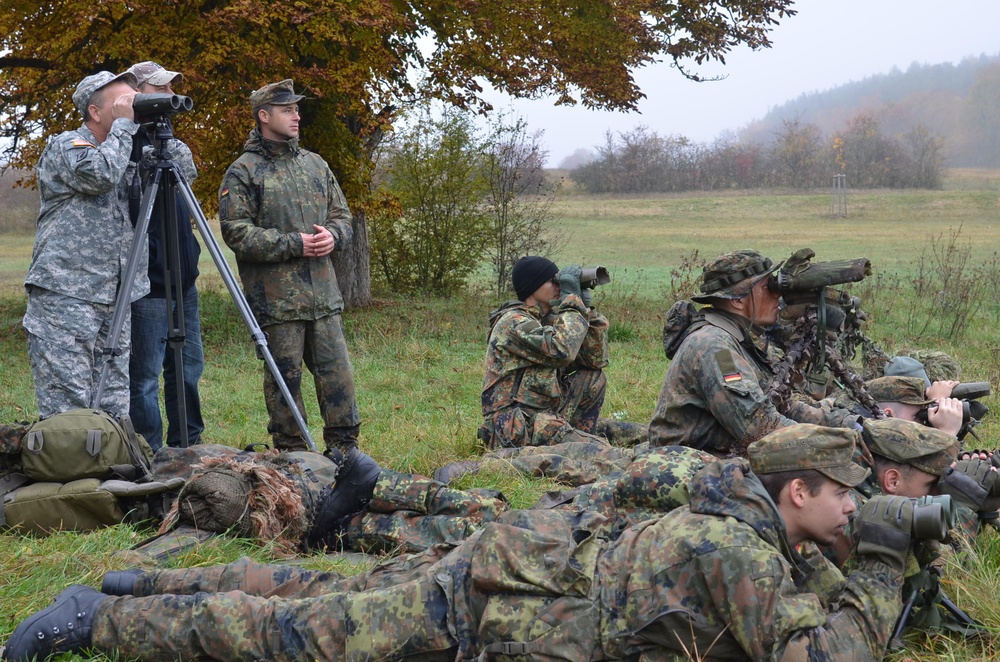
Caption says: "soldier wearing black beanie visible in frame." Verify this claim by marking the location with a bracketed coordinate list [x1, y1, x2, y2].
[511, 256, 559, 301]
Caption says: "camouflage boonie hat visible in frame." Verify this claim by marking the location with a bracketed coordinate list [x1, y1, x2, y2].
[72, 70, 138, 117]
[867, 376, 934, 406]
[127, 61, 182, 87]
[748, 424, 870, 487]
[884, 356, 931, 388]
[250, 79, 305, 110]
[862, 418, 958, 476]
[691, 249, 779, 303]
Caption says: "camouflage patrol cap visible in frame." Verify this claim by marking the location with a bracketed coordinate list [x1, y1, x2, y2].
[748, 424, 870, 487]
[250, 79, 305, 110]
[862, 418, 958, 476]
[127, 61, 182, 88]
[867, 376, 934, 406]
[73, 70, 139, 117]
[884, 356, 931, 388]
[691, 249, 779, 304]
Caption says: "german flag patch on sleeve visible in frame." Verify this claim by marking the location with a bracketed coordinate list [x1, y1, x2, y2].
[714, 349, 743, 383]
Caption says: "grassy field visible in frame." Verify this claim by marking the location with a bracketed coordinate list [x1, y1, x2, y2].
[1, 173, 999, 660]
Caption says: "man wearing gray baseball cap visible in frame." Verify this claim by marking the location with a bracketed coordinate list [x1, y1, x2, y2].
[22, 70, 144, 418]
[123, 60, 205, 451]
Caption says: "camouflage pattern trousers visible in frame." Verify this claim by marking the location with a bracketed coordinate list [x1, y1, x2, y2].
[92, 553, 459, 661]
[22, 286, 131, 417]
[93, 511, 607, 661]
[263, 314, 360, 452]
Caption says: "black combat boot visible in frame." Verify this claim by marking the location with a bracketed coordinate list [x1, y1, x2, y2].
[307, 448, 382, 549]
[3, 586, 107, 662]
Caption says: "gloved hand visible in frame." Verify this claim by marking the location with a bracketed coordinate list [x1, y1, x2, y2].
[939, 459, 1000, 513]
[558, 265, 583, 300]
[580, 288, 593, 308]
[855, 495, 914, 572]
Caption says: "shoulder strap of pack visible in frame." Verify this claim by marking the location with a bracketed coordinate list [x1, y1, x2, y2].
[115, 413, 154, 482]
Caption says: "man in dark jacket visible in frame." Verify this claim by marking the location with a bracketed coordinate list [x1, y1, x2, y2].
[126, 61, 204, 451]
[219, 79, 360, 454]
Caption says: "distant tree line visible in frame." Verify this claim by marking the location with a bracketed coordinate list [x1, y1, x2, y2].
[570, 114, 945, 194]
[743, 57, 1000, 168]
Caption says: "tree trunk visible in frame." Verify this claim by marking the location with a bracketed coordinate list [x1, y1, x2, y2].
[334, 209, 372, 309]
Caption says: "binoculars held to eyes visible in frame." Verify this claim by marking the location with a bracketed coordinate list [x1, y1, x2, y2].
[133, 93, 194, 121]
[911, 494, 954, 541]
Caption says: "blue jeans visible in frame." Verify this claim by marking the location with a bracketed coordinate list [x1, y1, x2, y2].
[129, 285, 205, 451]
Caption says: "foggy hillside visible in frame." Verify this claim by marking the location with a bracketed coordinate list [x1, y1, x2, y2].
[739, 53, 1000, 167]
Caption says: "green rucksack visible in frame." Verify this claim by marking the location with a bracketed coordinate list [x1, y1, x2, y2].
[0, 410, 180, 535]
[20, 409, 154, 483]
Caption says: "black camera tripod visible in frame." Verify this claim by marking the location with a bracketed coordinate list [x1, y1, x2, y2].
[92, 112, 317, 450]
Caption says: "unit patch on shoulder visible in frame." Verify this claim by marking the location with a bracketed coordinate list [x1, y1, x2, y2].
[71, 139, 97, 149]
[219, 187, 229, 219]
[714, 349, 743, 383]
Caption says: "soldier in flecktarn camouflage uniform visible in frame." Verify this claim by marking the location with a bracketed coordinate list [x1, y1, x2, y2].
[479, 255, 646, 450]
[6, 424, 918, 661]
[219, 79, 360, 454]
[22, 71, 144, 417]
[649, 249, 859, 456]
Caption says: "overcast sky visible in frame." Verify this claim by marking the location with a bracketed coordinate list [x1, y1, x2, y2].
[481, 1, 1000, 167]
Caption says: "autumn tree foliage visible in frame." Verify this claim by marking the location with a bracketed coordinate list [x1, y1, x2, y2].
[0, 0, 796, 306]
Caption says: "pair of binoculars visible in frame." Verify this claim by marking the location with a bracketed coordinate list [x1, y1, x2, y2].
[911, 494, 954, 541]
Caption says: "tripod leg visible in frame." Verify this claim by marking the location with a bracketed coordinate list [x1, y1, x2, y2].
[174, 172, 317, 451]
[93, 168, 161, 410]
[939, 595, 980, 627]
[160, 180, 189, 447]
[890, 588, 919, 648]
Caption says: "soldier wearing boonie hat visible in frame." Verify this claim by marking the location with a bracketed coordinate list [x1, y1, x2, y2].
[690, 249, 781, 304]
[650, 248, 860, 455]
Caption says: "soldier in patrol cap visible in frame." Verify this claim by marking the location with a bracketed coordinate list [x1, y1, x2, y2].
[22, 70, 142, 419]
[4, 423, 919, 661]
[867, 375, 965, 436]
[649, 249, 859, 455]
[219, 79, 361, 455]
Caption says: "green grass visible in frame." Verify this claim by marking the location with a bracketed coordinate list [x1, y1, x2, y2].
[1, 171, 999, 659]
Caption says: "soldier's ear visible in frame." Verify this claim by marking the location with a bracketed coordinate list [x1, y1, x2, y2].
[881, 468, 900, 494]
[786, 478, 809, 508]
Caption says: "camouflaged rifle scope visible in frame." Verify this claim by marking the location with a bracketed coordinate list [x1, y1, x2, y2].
[768, 248, 871, 295]
[911, 495, 954, 541]
[579, 266, 611, 290]
[132, 93, 193, 119]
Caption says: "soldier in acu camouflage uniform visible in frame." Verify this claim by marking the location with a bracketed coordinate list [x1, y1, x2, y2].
[649, 249, 859, 456]
[22, 71, 143, 418]
[219, 79, 360, 454]
[5, 424, 919, 661]
[479, 255, 645, 450]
